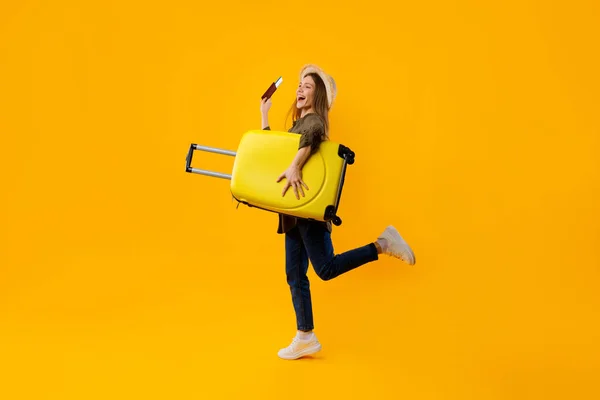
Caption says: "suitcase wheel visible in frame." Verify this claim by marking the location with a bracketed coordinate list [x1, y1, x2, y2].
[325, 206, 343, 226]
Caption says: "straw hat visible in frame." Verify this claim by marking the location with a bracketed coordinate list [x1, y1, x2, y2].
[299, 64, 337, 109]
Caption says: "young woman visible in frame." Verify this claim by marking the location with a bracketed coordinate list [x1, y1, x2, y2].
[260, 64, 416, 360]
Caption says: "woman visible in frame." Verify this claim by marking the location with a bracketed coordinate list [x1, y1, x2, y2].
[260, 64, 416, 360]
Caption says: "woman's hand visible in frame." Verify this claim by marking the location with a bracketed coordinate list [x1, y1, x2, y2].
[277, 165, 309, 199]
[261, 97, 271, 129]
[260, 97, 272, 115]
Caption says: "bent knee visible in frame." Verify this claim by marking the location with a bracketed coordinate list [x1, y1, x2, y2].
[314, 267, 334, 281]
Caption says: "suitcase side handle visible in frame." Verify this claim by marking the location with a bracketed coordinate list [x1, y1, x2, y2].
[185, 143, 237, 180]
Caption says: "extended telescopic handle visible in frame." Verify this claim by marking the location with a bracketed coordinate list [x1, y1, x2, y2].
[185, 143, 236, 180]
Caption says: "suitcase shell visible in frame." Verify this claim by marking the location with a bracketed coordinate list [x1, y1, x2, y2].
[185, 129, 355, 225]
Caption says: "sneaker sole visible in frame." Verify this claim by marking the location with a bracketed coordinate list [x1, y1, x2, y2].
[278, 342, 322, 360]
[387, 226, 416, 265]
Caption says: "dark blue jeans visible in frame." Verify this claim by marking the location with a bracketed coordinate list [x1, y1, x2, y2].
[285, 219, 379, 331]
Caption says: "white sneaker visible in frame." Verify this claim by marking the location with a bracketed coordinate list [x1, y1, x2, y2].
[377, 225, 416, 265]
[277, 333, 322, 360]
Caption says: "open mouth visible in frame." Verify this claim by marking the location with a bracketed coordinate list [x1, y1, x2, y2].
[297, 96, 306, 102]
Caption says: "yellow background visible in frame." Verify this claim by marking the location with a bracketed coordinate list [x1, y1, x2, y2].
[1, 0, 599, 399]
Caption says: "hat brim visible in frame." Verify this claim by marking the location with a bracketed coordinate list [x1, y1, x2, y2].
[299, 64, 336, 109]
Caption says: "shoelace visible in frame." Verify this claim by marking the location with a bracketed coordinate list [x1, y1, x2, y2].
[283, 337, 300, 351]
[381, 236, 402, 259]
[283, 336, 314, 353]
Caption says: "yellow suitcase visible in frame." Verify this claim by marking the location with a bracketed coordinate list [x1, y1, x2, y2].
[185, 129, 355, 226]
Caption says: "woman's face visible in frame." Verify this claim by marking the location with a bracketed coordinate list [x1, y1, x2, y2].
[296, 75, 315, 110]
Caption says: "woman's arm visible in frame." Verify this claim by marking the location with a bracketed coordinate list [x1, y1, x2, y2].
[290, 145, 312, 170]
[277, 118, 325, 199]
[277, 146, 312, 199]
[261, 98, 271, 129]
